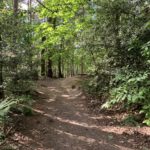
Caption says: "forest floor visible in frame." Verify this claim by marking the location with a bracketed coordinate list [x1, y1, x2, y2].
[2, 77, 150, 150]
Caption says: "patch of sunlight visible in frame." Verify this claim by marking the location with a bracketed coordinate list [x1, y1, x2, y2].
[101, 126, 131, 135]
[33, 109, 100, 129]
[90, 116, 105, 120]
[74, 92, 82, 97]
[47, 87, 56, 89]
[66, 88, 72, 93]
[42, 113, 99, 129]
[38, 91, 45, 94]
[115, 145, 133, 150]
[48, 87, 61, 93]
[53, 128, 103, 144]
[33, 108, 45, 114]
[61, 94, 70, 98]
[47, 98, 55, 103]
[102, 126, 150, 136]
[20, 3, 28, 10]
[75, 112, 81, 117]
[14, 133, 33, 144]
[62, 92, 83, 100]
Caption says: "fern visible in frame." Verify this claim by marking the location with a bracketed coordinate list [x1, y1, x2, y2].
[0, 99, 16, 122]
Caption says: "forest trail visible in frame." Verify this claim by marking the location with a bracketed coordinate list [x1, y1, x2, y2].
[7, 77, 149, 150]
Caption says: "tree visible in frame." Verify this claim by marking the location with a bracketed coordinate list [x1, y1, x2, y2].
[0, 0, 4, 99]
[80, 0, 150, 126]
[35, 0, 88, 78]
[0, 32, 4, 99]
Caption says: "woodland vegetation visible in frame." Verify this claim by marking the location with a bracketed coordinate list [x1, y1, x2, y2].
[0, 0, 149, 142]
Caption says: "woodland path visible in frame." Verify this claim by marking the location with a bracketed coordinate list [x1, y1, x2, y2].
[6, 77, 150, 150]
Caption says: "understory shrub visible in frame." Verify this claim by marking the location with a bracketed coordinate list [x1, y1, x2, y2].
[102, 69, 150, 126]
[83, 66, 150, 126]
[0, 95, 33, 140]
[85, 71, 112, 97]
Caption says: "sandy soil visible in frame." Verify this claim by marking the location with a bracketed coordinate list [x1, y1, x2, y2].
[2, 77, 150, 150]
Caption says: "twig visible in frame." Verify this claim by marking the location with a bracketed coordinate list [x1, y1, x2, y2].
[35, 0, 56, 13]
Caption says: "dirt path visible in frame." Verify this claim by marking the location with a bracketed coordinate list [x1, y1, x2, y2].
[5, 77, 150, 150]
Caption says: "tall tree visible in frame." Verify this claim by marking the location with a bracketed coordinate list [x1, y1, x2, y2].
[0, 0, 4, 99]
[0, 35, 3, 99]
[13, 0, 18, 15]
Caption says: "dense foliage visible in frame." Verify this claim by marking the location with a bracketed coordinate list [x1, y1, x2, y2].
[35, 0, 90, 77]
[0, 0, 37, 137]
[82, 0, 150, 126]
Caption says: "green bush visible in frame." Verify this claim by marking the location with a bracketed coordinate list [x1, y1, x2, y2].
[83, 71, 111, 97]
[0, 95, 33, 139]
[102, 70, 150, 126]
[141, 104, 150, 126]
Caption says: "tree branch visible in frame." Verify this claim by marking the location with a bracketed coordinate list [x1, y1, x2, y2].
[35, 0, 56, 13]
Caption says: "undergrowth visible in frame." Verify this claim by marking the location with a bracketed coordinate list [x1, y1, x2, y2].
[0, 95, 33, 142]
[83, 69, 150, 126]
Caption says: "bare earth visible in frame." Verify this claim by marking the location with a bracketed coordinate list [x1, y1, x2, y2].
[4, 77, 150, 150]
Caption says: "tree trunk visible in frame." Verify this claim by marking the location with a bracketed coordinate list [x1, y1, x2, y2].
[0, 0, 4, 99]
[28, 0, 33, 72]
[62, 58, 65, 77]
[47, 58, 53, 78]
[41, 49, 45, 76]
[58, 55, 63, 78]
[81, 56, 84, 74]
[28, 0, 32, 23]
[71, 51, 75, 76]
[45, 17, 55, 78]
[0, 36, 4, 99]
[13, 0, 18, 15]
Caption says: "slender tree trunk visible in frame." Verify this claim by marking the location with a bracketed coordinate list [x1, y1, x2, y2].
[53, 67, 57, 78]
[47, 58, 53, 78]
[58, 55, 63, 78]
[10, 0, 19, 92]
[13, 0, 18, 13]
[0, 1, 4, 99]
[28, 0, 33, 72]
[81, 56, 84, 74]
[76, 65, 78, 75]
[28, 0, 32, 23]
[67, 63, 69, 77]
[45, 17, 55, 78]
[0, 36, 4, 99]
[41, 49, 45, 76]
[41, 36, 46, 76]
[13, 0, 18, 46]
[58, 39, 64, 78]
[71, 51, 75, 76]
[62, 58, 64, 77]
[13, 0, 18, 16]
